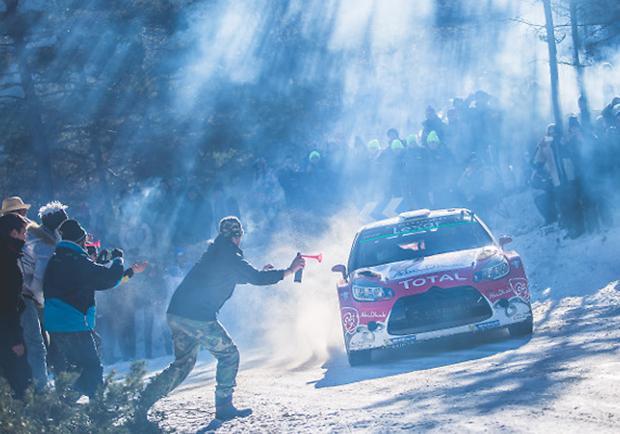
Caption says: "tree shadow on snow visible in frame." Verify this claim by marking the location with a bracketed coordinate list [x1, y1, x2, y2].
[357, 299, 620, 420]
[312, 329, 530, 388]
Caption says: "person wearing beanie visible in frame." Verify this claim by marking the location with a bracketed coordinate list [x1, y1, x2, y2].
[386, 128, 400, 142]
[43, 219, 125, 398]
[308, 150, 321, 163]
[18, 201, 69, 391]
[390, 139, 405, 151]
[421, 105, 446, 147]
[0, 213, 32, 398]
[406, 134, 418, 146]
[139, 216, 305, 423]
[367, 139, 381, 152]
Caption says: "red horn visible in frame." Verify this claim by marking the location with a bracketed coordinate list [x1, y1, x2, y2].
[301, 253, 323, 263]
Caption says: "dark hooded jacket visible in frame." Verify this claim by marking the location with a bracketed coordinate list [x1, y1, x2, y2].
[44, 241, 124, 332]
[167, 235, 285, 321]
[0, 236, 26, 347]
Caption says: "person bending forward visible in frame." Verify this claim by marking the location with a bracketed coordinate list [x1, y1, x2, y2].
[139, 216, 305, 421]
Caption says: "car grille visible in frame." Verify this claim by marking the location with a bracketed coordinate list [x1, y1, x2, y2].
[387, 286, 492, 335]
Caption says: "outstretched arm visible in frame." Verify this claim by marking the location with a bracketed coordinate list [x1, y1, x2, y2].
[83, 257, 125, 290]
[237, 254, 305, 285]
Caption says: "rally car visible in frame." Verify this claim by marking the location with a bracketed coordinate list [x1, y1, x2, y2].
[332, 208, 533, 366]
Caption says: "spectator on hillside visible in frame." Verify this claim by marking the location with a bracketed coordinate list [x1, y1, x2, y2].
[446, 107, 467, 164]
[20, 201, 69, 391]
[565, 116, 604, 233]
[0, 213, 32, 399]
[421, 106, 446, 147]
[174, 187, 213, 246]
[466, 90, 502, 163]
[457, 154, 498, 219]
[44, 220, 145, 397]
[601, 97, 620, 127]
[386, 128, 404, 146]
[426, 131, 457, 207]
[577, 95, 591, 130]
[530, 150, 559, 227]
[533, 124, 584, 238]
[404, 135, 431, 209]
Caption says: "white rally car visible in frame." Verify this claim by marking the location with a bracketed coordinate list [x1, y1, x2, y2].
[332, 208, 533, 366]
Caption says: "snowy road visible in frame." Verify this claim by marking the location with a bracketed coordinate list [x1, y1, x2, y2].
[143, 219, 620, 433]
[151, 283, 620, 433]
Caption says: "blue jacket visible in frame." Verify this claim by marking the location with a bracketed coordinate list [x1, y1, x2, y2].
[43, 241, 124, 332]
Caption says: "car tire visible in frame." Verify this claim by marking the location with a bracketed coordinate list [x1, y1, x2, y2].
[348, 350, 372, 366]
[508, 316, 533, 337]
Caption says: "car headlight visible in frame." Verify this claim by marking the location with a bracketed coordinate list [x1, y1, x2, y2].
[352, 285, 394, 302]
[474, 256, 510, 281]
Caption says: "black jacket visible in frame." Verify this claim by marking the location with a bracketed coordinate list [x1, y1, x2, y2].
[43, 241, 124, 332]
[167, 236, 285, 321]
[0, 236, 26, 347]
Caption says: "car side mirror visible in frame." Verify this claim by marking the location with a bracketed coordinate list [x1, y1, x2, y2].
[331, 264, 348, 281]
[499, 235, 513, 248]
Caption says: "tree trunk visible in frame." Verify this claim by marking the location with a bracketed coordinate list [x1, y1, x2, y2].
[569, 0, 591, 128]
[542, 0, 563, 132]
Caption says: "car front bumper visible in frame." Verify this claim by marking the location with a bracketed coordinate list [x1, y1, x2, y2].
[345, 292, 532, 352]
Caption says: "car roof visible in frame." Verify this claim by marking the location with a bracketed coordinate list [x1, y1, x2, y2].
[358, 208, 474, 233]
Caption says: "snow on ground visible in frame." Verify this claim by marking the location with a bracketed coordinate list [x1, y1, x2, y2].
[137, 199, 620, 433]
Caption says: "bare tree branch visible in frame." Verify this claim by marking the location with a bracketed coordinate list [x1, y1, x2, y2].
[508, 17, 620, 29]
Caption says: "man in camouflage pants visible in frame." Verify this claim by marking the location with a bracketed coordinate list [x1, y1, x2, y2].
[138, 216, 305, 421]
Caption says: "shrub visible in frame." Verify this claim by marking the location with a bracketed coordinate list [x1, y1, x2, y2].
[0, 361, 160, 434]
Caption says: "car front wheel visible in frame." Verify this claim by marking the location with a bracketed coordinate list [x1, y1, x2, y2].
[508, 316, 533, 337]
[348, 349, 372, 366]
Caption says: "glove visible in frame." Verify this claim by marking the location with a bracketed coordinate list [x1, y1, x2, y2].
[97, 249, 111, 264]
[111, 248, 124, 259]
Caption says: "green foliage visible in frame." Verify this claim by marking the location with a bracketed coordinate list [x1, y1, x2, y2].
[0, 361, 160, 434]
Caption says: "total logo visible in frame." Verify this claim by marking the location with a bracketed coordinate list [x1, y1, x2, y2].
[398, 272, 467, 289]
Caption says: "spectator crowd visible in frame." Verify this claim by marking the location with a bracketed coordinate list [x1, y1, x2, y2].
[1, 89, 619, 401]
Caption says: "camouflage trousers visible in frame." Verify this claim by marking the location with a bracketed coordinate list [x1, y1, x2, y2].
[139, 314, 239, 411]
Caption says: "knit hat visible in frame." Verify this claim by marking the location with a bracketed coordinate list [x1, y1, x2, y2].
[427, 130, 440, 144]
[308, 150, 321, 163]
[219, 216, 244, 238]
[59, 219, 87, 243]
[391, 139, 405, 150]
[367, 139, 381, 151]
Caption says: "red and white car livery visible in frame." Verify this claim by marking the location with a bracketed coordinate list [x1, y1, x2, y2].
[332, 208, 533, 366]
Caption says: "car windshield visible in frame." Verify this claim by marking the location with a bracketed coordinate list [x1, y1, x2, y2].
[349, 214, 493, 271]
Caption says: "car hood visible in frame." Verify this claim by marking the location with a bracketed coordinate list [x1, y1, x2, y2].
[353, 246, 500, 282]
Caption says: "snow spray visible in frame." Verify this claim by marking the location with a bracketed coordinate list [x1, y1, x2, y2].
[221, 209, 362, 365]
